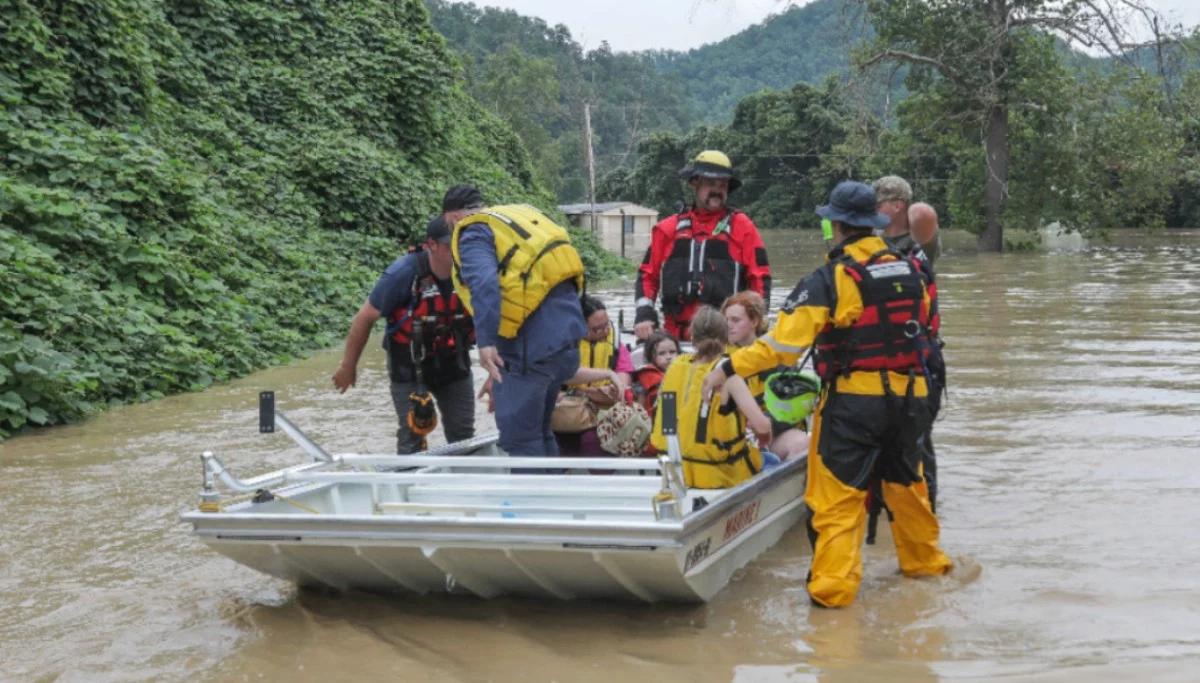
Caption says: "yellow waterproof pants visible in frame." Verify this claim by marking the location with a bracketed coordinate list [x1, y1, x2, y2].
[804, 374, 952, 608]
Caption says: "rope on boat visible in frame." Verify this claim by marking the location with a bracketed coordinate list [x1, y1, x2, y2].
[273, 492, 321, 515]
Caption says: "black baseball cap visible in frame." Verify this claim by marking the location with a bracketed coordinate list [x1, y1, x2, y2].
[442, 184, 484, 212]
[425, 214, 451, 243]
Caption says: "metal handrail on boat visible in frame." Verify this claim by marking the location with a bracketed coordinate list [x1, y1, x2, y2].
[285, 471, 663, 489]
[258, 391, 333, 463]
[197, 392, 695, 519]
[337, 454, 666, 471]
[200, 451, 333, 495]
[375, 502, 650, 517]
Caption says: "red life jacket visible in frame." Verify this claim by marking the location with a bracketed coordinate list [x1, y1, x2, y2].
[814, 249, 931, 381]
[630, 364, 664, 414]
[387, 251, 474, 364]
[659, 209, 746, 315]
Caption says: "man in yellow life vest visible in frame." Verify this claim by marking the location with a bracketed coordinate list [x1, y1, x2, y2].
[703, 181, 952, 608]
[450, 201, 588, 456]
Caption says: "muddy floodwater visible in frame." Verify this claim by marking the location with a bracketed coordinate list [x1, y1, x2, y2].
[2, 229, 1199, 682]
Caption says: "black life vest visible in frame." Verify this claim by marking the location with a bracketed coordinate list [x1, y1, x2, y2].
[386, 251, 474, 381]
[659, 210, 746, 315]
[814, 248, 931, 381]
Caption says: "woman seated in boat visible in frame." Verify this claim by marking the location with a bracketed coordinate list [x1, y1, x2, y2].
[650, 307, 775, 489]
[722, 291, 809, 461]
[553, 296, 632, 457]
[631, 331, 680, 414]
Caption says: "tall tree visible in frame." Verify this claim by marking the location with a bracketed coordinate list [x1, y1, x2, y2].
[859, 0, 1187, 251]
[475, 45, 563, 189]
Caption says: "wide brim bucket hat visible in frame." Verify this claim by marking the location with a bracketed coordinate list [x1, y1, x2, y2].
[815, 180, 890, 230]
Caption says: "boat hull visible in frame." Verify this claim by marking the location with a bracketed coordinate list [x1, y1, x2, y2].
[183, 441, 806, 602]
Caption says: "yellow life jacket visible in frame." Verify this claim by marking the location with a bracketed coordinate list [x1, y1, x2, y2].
[578, 324, 618, 387]
[650, 353, 762, 489]
[450, 204, 586, 339]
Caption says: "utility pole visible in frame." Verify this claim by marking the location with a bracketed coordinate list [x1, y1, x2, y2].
[583, 102, 597, 235]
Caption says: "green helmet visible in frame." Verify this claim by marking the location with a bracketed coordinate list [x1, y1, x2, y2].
[764, 370, 822, 424]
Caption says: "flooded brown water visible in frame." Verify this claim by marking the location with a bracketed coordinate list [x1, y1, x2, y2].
[2, 229, 1200, 682]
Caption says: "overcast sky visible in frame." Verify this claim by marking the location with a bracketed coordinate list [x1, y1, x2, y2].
[473, 0, 1200, 53]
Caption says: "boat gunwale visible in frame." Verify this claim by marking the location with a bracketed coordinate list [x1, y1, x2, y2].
[181, 458, 804, 545]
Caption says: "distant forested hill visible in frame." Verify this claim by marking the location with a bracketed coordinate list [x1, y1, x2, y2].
[424, 0, 888, 201]
[424, 0, 1199, 234]
[646, 0, 879, 123]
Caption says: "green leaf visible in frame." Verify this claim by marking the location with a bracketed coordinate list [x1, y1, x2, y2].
[0, 391, 25, 412]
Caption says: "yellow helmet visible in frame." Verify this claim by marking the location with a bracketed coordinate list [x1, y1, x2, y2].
[679, 150, 742, 191]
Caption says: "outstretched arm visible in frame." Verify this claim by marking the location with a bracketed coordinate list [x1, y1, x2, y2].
[333, 299, 382, 392]
[458, 225, 505, 383]
[565, 367, 622, 387]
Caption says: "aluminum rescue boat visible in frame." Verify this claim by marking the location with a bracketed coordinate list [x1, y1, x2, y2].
[180, 392, 806, 603]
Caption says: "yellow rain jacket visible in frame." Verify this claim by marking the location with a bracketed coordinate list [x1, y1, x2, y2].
[725, 234, 950, 608]
[726, 235, 929, 399]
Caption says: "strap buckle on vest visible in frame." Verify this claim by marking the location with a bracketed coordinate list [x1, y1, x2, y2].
[903, 319, 922, 339]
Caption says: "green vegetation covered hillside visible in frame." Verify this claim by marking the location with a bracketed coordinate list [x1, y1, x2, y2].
[0, 0, 613, 438]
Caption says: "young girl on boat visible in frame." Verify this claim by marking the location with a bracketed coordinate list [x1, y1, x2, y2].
[631, 331, 680, 414]
[650, 307, 777, 488]
[722, 291, 809, 461]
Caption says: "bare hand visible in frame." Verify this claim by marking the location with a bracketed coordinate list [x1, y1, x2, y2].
[634, 320, 656, 341]
[332, 363, 356, 393]
[477, 377, 495, 413]
[701, 365, 727, 403]
[478, 346, 504, 384]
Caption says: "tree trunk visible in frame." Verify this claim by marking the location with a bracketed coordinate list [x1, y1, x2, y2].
[978, 103, 1008, 252]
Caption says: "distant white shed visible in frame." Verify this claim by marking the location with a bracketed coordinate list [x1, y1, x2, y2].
[559, 202, 658, 259]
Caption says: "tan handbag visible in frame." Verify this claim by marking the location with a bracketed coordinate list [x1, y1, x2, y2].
[578, 382, 621, 409]
[551, 392, 599, 433]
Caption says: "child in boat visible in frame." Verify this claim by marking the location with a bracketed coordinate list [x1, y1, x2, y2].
[722, 290, 809, 461]
[650, 307, 775, 488]
[631, 331, 680, 414]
